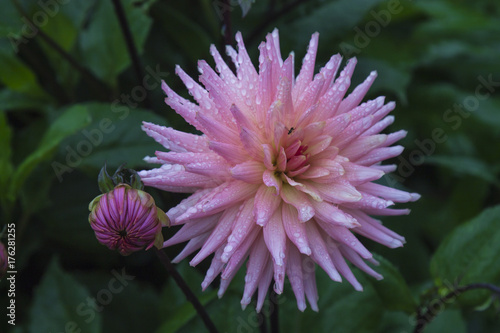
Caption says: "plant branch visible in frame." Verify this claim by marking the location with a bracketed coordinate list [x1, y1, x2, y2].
[11, 0, 110, 101]
[414, 282, 500, 333]
[154, 248, 219, 333]
[110, 0, 151, 109]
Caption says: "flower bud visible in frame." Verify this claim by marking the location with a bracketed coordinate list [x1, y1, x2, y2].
[0, 242, 7, 279]
[88, 184, 169, 256]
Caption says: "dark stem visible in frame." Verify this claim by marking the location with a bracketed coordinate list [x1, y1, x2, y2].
[11, 0, 110, 101]
[110, 0, 151, 109]
[258, 311, 268, 333]
[154, 248, 219, 333]
[270, 287, 279, 333]
[222, 0, 233, 46]
[414, 282, 500, 333]
[247, 0, 309, 46]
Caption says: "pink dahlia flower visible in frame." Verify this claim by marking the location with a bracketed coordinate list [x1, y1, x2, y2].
[139, 29, 419, 311]
[88, 184, 167, 256]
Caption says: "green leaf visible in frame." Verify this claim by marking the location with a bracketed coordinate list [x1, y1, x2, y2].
[53, 102, 167, 178]
[79, 0, 152, 87]
[424, 309, 466, 333]
[0, 89, 52, 111]
[8, 104, 91, 199]
[286, 0, 387, 50]
[0, 41, 47, 97]
[426, 155, 499, 186]
[29, 258, 101, 333]
[368, 254, 417, 314]
[430, 205, 500, 305]
[156, 261, 218, 333]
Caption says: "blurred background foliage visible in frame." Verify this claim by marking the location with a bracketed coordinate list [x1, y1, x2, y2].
[0, 0, 499, 332]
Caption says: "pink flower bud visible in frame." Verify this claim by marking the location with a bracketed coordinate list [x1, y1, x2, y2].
[88, 184, 168, 256]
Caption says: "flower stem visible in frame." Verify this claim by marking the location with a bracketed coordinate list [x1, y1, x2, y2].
[414, 282, 500, 333]
[270, 288, 280, 333]
[110, 0, 151, 109]
[154, 248, 219, 333]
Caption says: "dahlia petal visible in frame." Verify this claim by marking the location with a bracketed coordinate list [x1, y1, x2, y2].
[210, 44, 238, 87]
[306, 135, 332, 156]
[315, 218, 372, 259]
[305, 222, 342, 282]
[190, 206, 240, 266]
[142, 122, 209, 153]
[202, 247, 225, 290]
[326, 241, 363, 291]
[355, 146, 405, 165]
[318, 54, 342, 95]
[303, 258, 319, 311]
[240, 127, 265, 160]
[241, 235, 270, 309]
[231, 160, 266, 184]
[176, 181, 258, 222]
[286, 244, 307, 311]
[254, 185, 281, 226]
[175, 65, 217, 113]
[196, 112, 239, 143]
[364, 115, 395, 136]
[162, 81, 203, 130]
[333, 116, 373, 149]
[274, 55, 294, 126]
[341, 134, 387, 160]
[282, 204, 311, 255]
[198, 60, 237, 123]
[281, 185, 315, 222]
[171, 232, 211, 263]
[314, 181, 362, 203]
[185, 160, 231, 178]
[348, 97, 385, 122]
[294, 33, 319, 101]
[343, 192, 394, 210]
[256, 261, 274, 312]
[263, 209, 287, 266]
[221, 223, 260, 280]
[155, 151, 224, 165]
[337, 70, 377, 114]
[315, 58, 357, 120]
[276, 147, 287, 172]
[208, 141, 248, 164]
[310, 200, 360, 228]
[234, 31, 260, 84]
[339, 245, 382, 280]
[163, 214, 220, 247]
[263, 169, 282, 194]
[294, 74, 325, 122]
[384, 130, 408, 146]
[221, 199, 256, 263]
[343, 162, 385, 185]
[287, 155, 307, 171]
[263, 210, 287, 293]
[166, 189, 211, 224]
[358, 182, 421, 203]
[139, 165, 219, 192]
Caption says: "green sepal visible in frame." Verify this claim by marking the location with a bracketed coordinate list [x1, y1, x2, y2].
[157, 208, 170, 227]
[153, 230, 164, 250]
[98, 164, 115, 193]
[88, 194, 103, 212]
